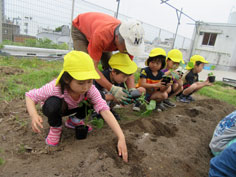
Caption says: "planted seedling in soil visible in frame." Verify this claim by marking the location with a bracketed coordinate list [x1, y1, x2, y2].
[76, 99, 104, 139]
[137, 93, 156, 116]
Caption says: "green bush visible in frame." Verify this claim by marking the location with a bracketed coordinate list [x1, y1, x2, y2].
[2, 38, 69, 50]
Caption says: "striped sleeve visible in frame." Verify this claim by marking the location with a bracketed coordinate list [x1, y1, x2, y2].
[87, 85, 110, 113]
[25, 80, 61, 104]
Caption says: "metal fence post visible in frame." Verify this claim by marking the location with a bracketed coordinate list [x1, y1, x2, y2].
[69, 0, 75, 50]
[0, 0, 3, 43]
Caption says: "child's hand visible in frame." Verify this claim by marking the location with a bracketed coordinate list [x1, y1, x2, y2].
[155, 82, 165, 88]
[204, 79, 213, 86]
[31, 115, 44, 133]
[117, 138, 128, 162]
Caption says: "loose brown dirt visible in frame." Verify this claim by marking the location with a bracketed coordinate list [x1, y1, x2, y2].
[0, 66, 235, 177]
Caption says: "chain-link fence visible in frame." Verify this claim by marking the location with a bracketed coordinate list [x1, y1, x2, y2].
[2, 0, 192, 58]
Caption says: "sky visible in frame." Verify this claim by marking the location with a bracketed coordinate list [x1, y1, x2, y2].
[5, 0, 236, 40]
[85, 0, 236, 38]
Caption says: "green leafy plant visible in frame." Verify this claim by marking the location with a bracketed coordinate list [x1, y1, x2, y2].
[167, 61, 185, 80]
[137, 93, 156, 116]
[208, 72, 215, 76]
[78, 99, 104, 129]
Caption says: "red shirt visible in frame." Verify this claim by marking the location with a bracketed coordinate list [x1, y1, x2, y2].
[73, 12, 121, 61]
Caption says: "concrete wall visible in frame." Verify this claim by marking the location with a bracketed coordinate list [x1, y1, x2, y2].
[191, 23, 236, 69]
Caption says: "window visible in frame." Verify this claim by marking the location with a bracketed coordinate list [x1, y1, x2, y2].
[202, 33, 217, 46]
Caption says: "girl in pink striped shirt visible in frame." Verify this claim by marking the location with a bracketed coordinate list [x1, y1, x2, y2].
[25, 51, 128, 162]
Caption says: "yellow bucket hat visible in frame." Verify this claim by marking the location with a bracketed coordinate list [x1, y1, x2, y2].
[108, 52, 137, 74]
[145, 48, 166, 66]
[167, 49, 185, 64]
[55, 51, 100, 85]
[186, 55, 209, 70]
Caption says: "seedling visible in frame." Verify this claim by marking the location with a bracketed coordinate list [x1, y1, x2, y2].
[78, 99, 104, 129]
[208, 72, 214, 77]
[208, 72, 216, 83]
[137, 93, 156, 116]
[165, 60, 185, 81]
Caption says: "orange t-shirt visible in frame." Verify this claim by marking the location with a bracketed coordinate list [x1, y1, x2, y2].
[72, 12, 121, 61]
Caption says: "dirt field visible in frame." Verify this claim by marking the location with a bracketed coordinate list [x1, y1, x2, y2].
[0, 94, 235, 177]
[0, 66, 236, 177]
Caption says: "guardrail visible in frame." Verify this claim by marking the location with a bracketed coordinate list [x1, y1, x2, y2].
[1, 45, 70, 60]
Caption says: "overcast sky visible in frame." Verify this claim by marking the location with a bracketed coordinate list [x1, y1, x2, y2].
[85, 0, 236, 38]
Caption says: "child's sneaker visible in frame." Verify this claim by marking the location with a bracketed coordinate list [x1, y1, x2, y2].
[163, 99, 176, 107]
[178, 94, 190, 103]
[46, 126, 62, 146]
[65, 115, 92, 132]
[187, 95, 195, 102]
[156, 102, 167, 112]
[133, 101, 141, 112]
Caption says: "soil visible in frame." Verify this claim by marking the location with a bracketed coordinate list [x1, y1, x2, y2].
[0, 67, 236, 177]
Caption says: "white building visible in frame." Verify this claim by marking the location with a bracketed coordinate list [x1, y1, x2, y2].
[36, 25, 71, 45]
[190, 12, 236, 71]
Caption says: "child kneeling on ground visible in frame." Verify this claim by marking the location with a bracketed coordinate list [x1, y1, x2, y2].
[138, 48, 172, 112]
[25, 51, 128, 162]
[178, 55, 212, 103]
[94, 52, 145, 113]
[161, 49, 184, 108]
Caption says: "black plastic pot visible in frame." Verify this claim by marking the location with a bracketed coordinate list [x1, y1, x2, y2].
[208, 76, 215, 83]
[162, 75, 172, 85]
[75, 125, 88, 140]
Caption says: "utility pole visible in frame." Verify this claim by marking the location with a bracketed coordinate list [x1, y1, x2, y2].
[115, 0, 120, 19]
[160, 0, 196, 49]
[172, 8, 182, 49]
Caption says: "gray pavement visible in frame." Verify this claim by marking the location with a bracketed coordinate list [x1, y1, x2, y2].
[199, 69, 236, 81]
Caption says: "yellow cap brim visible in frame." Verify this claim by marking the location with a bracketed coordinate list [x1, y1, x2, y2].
[55, 69, 65, 86]
[55, 69, 100, 86]
[113, 61, 137, 74]
[69, 70, 100, 80]
[185, 65, 192, 70]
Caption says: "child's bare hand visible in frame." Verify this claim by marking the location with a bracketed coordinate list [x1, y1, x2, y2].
[166, 82, 173, 87]
[155, 82, 165, 88]
[204, 79, 213, 86]
[117, 138, 128, 162]
[31, 115, 43, 133]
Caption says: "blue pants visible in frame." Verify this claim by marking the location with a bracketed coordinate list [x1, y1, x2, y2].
[209, 142, 236, 177]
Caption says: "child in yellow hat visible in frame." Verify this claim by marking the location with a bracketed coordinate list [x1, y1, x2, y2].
[161, 49, 185, 107]
[178, 55, 212, 103]
[25, 51, 128, 162]
[94, 52, 145, 113]
[138, 48, 171, 112]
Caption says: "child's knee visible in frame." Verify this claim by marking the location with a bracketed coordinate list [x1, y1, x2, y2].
[42, 96, 63, 116]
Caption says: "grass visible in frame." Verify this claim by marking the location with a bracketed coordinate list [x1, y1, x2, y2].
[0, 56, 236, 107]
[0, 56, 62, 101]
[197, 81, 236, 106]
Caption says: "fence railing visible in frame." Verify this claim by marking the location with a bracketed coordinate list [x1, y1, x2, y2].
[2, 0, 192, 56]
